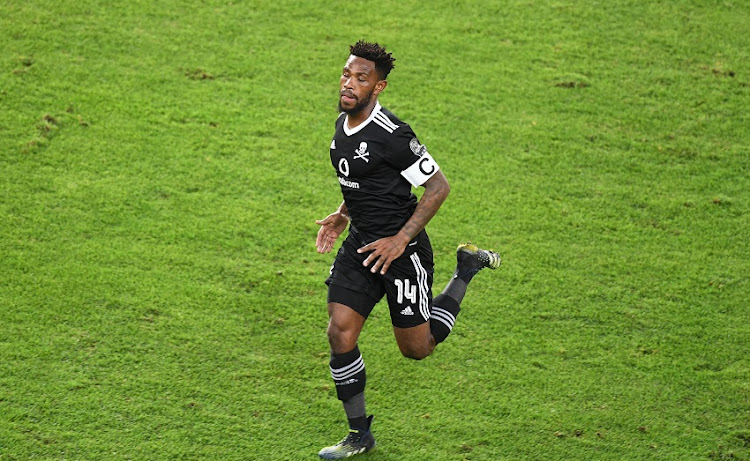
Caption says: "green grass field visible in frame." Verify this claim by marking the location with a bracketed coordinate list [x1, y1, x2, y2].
[2, 1, 749, 459]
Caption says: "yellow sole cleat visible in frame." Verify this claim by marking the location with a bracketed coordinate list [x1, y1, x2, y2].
[457, 242, 502, 270]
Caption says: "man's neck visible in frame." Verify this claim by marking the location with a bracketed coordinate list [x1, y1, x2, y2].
[346, 100, 379, 130]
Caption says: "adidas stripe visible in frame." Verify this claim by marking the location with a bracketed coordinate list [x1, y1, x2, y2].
[373, 112, 399, 133]
[409, 253, 430, 321]
[330, 355, 365, 380]
[431, 306, 456, 331]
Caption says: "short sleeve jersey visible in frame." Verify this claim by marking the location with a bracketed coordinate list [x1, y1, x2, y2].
[329, 102, 440, 238]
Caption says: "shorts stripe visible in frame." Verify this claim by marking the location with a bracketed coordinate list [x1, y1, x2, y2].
[409, 253, 430, 321]
[431, 306, 456, 331]
[330, 356, 365, 380]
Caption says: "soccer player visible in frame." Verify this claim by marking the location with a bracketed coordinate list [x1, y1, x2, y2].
[315, 40, 501, 459]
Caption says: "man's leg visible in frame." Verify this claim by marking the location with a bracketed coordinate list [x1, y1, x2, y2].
[429, 243, 501, 344]
[391, 243, 501, 358]
[319, 301, 377, 459]
[387, 240, 500, 359]
[326, 302, 368, 429]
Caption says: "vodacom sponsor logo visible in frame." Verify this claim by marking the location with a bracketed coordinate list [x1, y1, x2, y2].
[338, 176, 360, 189]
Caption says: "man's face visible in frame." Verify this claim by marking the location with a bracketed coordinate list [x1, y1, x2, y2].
[339, 55, 385, 114]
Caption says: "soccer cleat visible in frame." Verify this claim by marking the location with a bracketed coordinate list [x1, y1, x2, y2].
[456, 242, 501, 277]
[318, 416, 376, 459]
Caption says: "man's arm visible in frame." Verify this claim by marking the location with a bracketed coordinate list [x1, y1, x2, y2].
[357, 171, 450, 274]
[315, 201, 349, 254]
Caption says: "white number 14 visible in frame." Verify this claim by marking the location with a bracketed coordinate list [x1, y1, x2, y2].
[394, 279, 417, 304]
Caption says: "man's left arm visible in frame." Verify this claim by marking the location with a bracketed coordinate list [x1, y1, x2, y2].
[357, 171, 450, 274]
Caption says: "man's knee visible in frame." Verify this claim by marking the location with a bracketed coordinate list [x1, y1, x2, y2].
[327, 324, 349, 348]
[393, 323, 435, 360]
[398, 340, 434, 360]
[327, 318, 360, 353]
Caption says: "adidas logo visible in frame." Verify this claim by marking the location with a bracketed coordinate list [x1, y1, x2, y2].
[400, 306, 414, 316]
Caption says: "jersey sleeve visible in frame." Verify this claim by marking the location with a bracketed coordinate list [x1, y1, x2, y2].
[383, 125, 440, 187]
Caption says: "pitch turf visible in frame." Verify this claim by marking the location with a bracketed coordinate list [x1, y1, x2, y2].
[1, 1, 748, 459]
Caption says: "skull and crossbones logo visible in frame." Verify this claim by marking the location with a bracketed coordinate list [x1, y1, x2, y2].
[353, 142, 370, 163]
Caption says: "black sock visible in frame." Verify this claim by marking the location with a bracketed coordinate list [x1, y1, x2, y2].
[441, 276, 469, 305]
[330, 346, 366, 402]
[344, 391, 366, 429]
[430, 294, 461, 344]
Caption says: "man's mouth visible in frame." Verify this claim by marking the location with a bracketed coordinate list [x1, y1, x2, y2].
[340, 92, 356, 104]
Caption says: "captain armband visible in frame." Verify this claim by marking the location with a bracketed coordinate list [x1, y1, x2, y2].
[401, 151, 440, 187]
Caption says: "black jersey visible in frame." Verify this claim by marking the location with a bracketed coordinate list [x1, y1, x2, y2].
[329, 102, 440, 238]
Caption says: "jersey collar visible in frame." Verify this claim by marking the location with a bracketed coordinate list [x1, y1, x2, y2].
[343, 101, 382, 137]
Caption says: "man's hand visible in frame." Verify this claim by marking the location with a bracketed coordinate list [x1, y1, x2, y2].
[357, 231, 411, 275]
[315, 211, 349, 254]
[356, 172, 450, 275]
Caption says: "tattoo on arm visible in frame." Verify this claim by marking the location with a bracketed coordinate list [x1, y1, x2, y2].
[399, 172, 450, 240]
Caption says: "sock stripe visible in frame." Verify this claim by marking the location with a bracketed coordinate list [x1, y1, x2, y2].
[330, 356, 365, 381]
[431, 307, 456, 331]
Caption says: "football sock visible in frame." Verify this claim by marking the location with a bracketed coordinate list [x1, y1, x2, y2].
[330, 346, 366, 402]
[441, 276, 469, 305]
[344, 392, 367, 429]
[430, 293, 461, 344]
[431, 247, 494, 344]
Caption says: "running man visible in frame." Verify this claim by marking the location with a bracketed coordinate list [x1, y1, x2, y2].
[315, 40, 501, 459]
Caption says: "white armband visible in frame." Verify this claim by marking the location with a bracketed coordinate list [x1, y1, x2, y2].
[401, 152, 440, 187]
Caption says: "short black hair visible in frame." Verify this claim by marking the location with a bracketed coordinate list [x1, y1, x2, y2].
[349, 40, 395, 80]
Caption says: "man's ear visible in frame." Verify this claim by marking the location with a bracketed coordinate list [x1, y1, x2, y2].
[374, 80, 388, 96]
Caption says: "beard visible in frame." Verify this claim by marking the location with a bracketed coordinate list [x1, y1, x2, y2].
[338, 89, 374, 115]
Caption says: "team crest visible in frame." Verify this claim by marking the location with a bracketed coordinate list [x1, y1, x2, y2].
[410, 137, 429, 157]
[353, 142, 370, 163]
[409, 137, 421, 155]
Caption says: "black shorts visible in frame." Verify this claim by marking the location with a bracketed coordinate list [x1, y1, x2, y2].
[326, 226, 434, 328]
